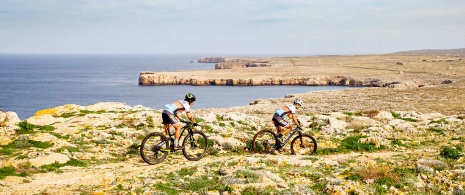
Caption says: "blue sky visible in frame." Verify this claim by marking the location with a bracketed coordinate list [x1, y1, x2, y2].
[1, 0, 464, 55]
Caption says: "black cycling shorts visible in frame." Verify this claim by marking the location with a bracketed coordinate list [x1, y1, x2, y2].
[272, 113, 289, 127]
[162, 111, 178, 125]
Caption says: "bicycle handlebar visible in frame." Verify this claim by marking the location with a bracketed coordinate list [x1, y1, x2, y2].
[180, 120, 198, 126]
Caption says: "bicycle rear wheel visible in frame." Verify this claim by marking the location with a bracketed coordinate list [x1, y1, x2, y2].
[290, 134, 317, 156]
[182, 131, 208, 161]
[140, 132, 169, 165]
[252, 130, 278, 154]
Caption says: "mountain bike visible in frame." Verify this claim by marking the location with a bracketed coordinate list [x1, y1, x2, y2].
[252, 126, 317, 155]
[140, 120, 208, 165]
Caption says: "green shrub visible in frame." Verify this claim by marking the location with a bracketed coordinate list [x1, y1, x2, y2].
[185, 175, 219, 192]
[316, 136, 384, 155]
[345, 173, 362, 181]
[59, 113, 76, 118]
[0, 148, 13, 155]
[17, 120, 36, 134]
[154, 182, 178, 195]
[440, 146, 462, 159]
[126, 143, 139, 154]
[455, 144, 463, 152]
[241, 186, 278, 195]
[340, 136, 380, 152]
[0, 166, 16, 179]
[391, 139, 407, 147]
[343, 111, 362, 116]
[178, 167, 196, 177]
[391, 112, 417, 122]
[39, 158, 87, 172]
[29, 140, 54, 148]
[234, 170, 260, 183]
[39, 125, 55, 132]
[245, 139, 254, 151]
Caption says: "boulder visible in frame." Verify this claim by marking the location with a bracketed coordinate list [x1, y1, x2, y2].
[28, 153, 70, 167]
[0, 111, 21, 135]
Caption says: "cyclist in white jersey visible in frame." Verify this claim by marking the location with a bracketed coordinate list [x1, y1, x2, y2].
[162, 93, 197, 150]
[272, 99, 303, 144]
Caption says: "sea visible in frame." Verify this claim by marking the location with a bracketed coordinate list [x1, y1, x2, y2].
[0, 54, 353, 119]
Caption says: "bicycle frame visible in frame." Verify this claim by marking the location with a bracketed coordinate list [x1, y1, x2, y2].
[279, 127, 302, 147]
[160, 121, 195, 153]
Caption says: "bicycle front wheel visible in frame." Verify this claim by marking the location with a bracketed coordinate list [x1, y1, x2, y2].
[290, 134, 317, 156]
[182, 131, 208, 161]
[140, 132, 169, 165]
[252, 130, 278, 154]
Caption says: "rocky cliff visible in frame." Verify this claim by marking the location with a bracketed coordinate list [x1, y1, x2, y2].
[139, 72, 447, 88]
[197, 57, 227, 63]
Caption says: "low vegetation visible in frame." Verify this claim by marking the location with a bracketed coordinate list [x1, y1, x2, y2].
[1, 102, 464, 194]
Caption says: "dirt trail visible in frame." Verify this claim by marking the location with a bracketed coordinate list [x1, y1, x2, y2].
[1, 149, 421, 194]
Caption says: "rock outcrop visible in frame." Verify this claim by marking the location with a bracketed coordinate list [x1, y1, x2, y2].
[139, 72, 448, 88]
[197, 57, 226, 63]
[215, 59, 271, 69]
[0, 111, 20, 145]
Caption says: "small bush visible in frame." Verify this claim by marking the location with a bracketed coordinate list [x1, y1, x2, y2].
[178, 167, 196, 177]
[234, 170, 260, 183]
[456, 144, 464, 152]
[0, 166, 16, 179]
[126, 143, 139, 154]
[17, 120, 36, 134]
[59, 113, 76, 118]
[185, 175, 219, 192]
[241, 186, 278, 195]
[345, 173, 362, 181]
[39, 125, 55, 132]
[391, 112, 417, 122]
[440, 146, 462, 159]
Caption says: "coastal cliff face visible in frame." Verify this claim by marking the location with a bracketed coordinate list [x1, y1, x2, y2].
[140, 54, 465, 88]
[139, 72, 446, 88]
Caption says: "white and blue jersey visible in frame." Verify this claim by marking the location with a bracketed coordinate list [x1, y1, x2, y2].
[164, 100, 191, 114]
[275, 104, 296, 119]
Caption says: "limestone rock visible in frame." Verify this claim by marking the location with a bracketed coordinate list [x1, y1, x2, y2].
[28, 152, 70, 167]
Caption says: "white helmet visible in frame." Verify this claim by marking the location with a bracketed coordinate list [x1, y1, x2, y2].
[294, 98, 303, 106]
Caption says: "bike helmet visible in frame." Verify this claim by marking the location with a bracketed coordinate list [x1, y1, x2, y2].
[184, 93, 196, 101]
[294, 98, 303, 106]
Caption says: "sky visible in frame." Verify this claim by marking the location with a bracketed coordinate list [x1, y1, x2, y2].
[1, 0, 464, 55]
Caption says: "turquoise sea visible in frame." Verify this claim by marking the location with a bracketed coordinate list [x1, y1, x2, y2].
[0, 54, 353, 119]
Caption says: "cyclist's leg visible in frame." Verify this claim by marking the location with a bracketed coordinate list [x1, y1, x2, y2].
[162, 112, 171, 135]
[161, 112, 171, 145]
[168, 114, 183, 149]
[281, 124, 292, 136]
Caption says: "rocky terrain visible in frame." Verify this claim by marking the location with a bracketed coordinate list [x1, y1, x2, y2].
[1, 50, 465, 194]
[0, 102, 464, 194]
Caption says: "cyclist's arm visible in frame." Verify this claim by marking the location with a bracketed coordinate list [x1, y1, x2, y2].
[186, 112, 195, 123]
[175, 113, 182, 121]
[289, 113, 301, 127]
